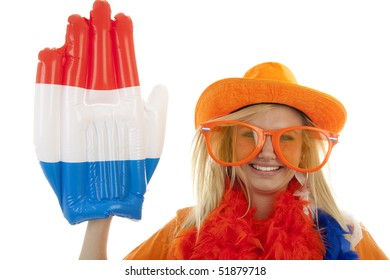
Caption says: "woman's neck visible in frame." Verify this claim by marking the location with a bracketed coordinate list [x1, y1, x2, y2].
[250, 188, 286, 219]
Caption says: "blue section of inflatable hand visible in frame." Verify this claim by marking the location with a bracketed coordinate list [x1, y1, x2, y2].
[40, 158, 159, 224]
[145, 158, 160, 183]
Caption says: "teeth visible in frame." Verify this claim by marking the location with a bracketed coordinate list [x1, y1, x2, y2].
[252, 165, 280, 171]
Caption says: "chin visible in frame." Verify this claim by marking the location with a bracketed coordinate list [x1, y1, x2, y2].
[246, 174, 295, 195]
[249, 183, 288, 195]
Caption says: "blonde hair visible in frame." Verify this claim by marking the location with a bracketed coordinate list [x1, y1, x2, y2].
[183, 104, 351, 244]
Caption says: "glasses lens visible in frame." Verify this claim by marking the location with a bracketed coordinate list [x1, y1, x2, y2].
[208, 123, 259, 165]
[278, 128, 330, 171]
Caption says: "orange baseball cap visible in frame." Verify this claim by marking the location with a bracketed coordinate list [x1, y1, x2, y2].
[194, 62, 347, 133]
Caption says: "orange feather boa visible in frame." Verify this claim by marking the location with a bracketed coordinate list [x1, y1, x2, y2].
[169, 179, 326, 260]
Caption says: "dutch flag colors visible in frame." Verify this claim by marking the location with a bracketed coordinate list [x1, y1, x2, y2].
[34, 0, 168, 224]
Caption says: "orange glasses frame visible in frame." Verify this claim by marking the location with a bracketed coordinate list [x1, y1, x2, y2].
[200, 120, 339, 173]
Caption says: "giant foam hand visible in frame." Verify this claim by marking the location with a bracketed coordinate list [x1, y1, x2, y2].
[34, 0, 168, 224]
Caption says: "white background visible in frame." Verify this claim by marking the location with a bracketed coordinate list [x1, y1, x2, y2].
[0, 0, 389, 274]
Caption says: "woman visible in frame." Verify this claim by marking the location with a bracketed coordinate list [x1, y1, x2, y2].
[80, 62, 388, 260]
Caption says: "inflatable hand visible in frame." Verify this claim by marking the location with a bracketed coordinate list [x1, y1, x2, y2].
[34, 0, 168, 224]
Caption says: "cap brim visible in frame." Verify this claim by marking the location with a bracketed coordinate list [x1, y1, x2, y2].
[195, 78, 347, 133]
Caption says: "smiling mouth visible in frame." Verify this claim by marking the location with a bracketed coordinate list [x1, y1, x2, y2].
[250, 164, 281, 172]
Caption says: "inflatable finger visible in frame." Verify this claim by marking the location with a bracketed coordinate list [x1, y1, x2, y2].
[34, 0, 168, 224]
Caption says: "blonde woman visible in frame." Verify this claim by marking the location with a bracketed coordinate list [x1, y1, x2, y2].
[80, 62, 387, 260]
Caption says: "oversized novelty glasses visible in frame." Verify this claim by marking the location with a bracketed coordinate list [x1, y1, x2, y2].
[200, 120, 339, 173]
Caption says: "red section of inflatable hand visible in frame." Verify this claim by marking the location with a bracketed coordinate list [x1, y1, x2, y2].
[36, 0, 139, 90]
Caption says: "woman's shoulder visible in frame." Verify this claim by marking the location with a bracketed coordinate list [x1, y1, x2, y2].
[354, 226, 388, 260]
[342, 212, 388, 260]
[123, 207, 193, 260]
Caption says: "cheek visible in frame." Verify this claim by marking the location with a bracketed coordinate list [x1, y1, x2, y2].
[235, 145, 254, 161]
[279, 146, 303, 166]
[235, 139, 256, 161]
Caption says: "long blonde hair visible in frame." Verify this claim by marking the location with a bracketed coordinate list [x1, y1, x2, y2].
[183, 104, 351, 243]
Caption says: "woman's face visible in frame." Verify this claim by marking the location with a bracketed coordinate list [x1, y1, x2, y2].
[239, 105, 303, 195]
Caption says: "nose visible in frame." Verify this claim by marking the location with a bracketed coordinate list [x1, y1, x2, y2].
[258, 136, 276, 160]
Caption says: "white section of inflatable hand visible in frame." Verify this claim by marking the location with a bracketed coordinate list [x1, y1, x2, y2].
[35, 85, 168, 163]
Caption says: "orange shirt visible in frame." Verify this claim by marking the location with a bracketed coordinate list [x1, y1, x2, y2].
[124, 208, 388, 260]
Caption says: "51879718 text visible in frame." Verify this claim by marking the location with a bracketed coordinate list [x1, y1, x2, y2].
[218, 266, 266, 276]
